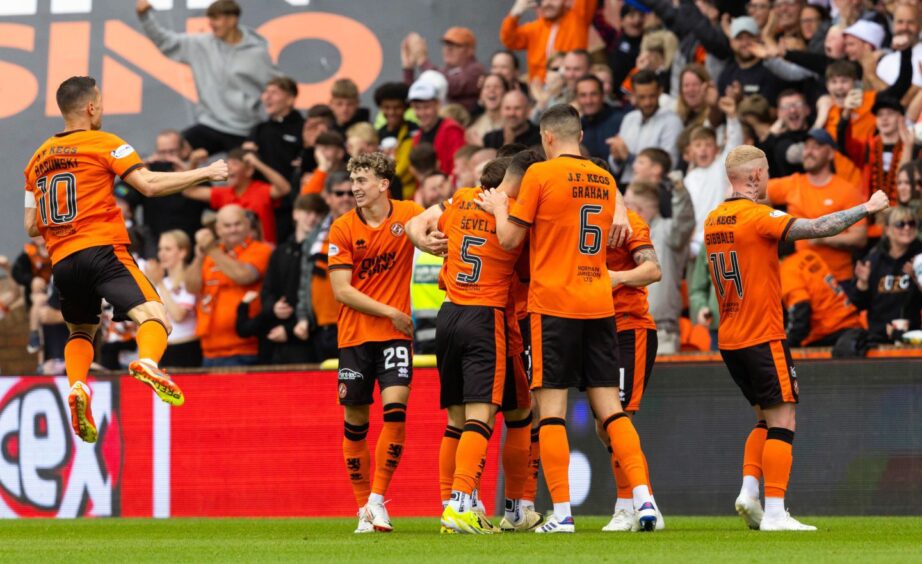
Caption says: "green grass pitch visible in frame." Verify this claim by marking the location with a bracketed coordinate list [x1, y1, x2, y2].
[2, 517, 920, 562]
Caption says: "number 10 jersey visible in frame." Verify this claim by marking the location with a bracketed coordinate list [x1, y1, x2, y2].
[23, 130, 144, 266]
[704, 197, 796, 350]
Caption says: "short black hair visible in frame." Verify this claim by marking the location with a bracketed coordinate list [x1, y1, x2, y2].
[777, 88, 805, 103]
[206, 0, 240, 18]
[306, 104, 335, 122]
[491, 49, 520, 70]
[266, 76, 298, 98]
[409, 143, 438, 172]
[374, 82, 410, 107]
[507, 149, 544, 177]
[826, 60, 859, 81]
[324, 170, 351, 192]
[539, 104, 581, 141]
[589, 157, 612, 174]
[496, 143, 528, 157]
[315, 130, 345, 148]
[631, 69, 660, 89]
[638, 147, 672, 172]
[480, 157, 512, 189]
[576, 74, 604, 93]
[56, 76, 97, 115]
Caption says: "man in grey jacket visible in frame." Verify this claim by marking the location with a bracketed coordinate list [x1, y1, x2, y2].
[137, 0, 278, 154]
[623, 175, 695, 354]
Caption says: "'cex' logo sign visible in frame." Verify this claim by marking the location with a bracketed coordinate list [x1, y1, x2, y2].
[0, 377, 121, 517]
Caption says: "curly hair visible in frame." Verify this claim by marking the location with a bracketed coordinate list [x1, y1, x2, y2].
[346, 152, 395, 182]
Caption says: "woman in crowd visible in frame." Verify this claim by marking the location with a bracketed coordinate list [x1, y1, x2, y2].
[848, 207, 922, 344]
[675, 64, 712, 128]
[896, 161, 921, 214]
[466, 74, 509, 145]
[147, 230, 202, 367]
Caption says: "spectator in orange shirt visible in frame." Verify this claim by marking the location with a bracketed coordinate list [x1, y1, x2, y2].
[767, 129, 867, 283]
[183, 148, 291, 244]
[780, 248, 864, 348]
[838, 96, 910, 204]
[500, 0, 596, 82]
[186, 204, 273, 367]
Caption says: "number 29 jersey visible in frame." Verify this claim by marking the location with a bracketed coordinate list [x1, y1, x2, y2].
[23, 130, 145, 266]
[704, 197, 796, 350]
[508, 155, 617, 319]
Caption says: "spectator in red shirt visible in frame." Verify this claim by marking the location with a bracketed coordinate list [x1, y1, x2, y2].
[183, 148, 290, 244]
[409, 80, 466, 177]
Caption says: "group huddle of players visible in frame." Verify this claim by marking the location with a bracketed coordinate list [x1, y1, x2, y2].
[27, 78, 887, 534]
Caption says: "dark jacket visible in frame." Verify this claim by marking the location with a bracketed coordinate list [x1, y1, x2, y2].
[581, 104, 626, 160]
[257, 234, 314, 364]
[845, 238, 922, 343]
[483, 121, 541, 150]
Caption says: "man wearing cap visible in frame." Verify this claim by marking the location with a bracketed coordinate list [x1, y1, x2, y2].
[838, 96, 909, 206]
[842, 20, 885, 63]
[408, 80, 466, 178]
[718, 16, 788, 104]
[500, 0, 597, 82]
[402, 27, 485, 112]
[766, 129, 868, 282]
[136, 0, 278, 155]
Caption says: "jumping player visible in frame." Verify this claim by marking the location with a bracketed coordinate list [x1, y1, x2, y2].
[478, 104, 654, 534]
[328, 152, 424, 533]
[22, 76, 228, 444]
[705, 146, 889, 531]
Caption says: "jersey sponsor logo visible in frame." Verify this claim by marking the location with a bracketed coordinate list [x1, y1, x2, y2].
[390, 222, 405, 237]
[357, 251, 397, 280]
[328, 243, 340, 257]
[338, 368, 363, 381]
[110, 144, 135, 159]
[770, 209, 788, 218]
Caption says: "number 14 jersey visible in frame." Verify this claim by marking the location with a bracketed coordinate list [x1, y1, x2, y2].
[704, 197, 796, 350]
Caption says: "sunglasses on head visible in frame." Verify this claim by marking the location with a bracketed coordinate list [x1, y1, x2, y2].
[893, 220, 917, 229]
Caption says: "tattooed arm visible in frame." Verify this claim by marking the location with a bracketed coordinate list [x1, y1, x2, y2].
[609, 247, 662, 288]
[785, 191, 889, 242]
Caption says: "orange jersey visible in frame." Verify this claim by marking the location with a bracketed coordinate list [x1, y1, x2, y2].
[780, 249, 863, 346]
[328, 200, 424, 348]
[438, 187, 523, 307]
[825, 91, 876, 152]
[23, 130, 144, 265]
[704, 198, 796, 350]
[607, 210, 656, 332]
[197, 237, 273, 358]
[509, 155, 617, 319]
[767, 173, 865, 281]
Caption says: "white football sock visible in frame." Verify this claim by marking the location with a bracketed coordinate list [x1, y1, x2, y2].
[614, 497, 633, 514]
[740, 475, 760, 500]
[764, 497, 786, 519]
[553, 502, 571, 519]
[449, 491, 471, 513]
[368, 493, 385, 506]
[633, 485, 653, 509]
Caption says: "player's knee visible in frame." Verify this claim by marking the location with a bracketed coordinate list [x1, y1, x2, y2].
[593, 418, 611, 447]
[343, 405, 370, 426]
[503, 408, 531, 425]
[446, 405, 465, 428]
[30, 277, 47, 294]
[67, 324, 99, 340]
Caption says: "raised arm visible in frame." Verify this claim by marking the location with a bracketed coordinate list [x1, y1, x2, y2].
[785, 191, 888, 242]
[244, 153, 290, 200]
[124, 160, 227, 198]
[475, 188, 526, 251]
[136, 0, 191, 62]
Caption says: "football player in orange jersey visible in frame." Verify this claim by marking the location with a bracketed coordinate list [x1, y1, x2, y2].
[705, 146, 888, 532]
[22, 76, 228, 444]
[477, 104, 655, 534]
[327, 152, 424, 533]
[407, 151, 544, 533]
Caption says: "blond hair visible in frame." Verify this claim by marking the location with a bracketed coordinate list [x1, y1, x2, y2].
[725, 145, 767, 181]
[346, 122, 379, 146]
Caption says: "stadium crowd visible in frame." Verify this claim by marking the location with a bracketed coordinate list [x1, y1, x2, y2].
[6, 0, 922, 372]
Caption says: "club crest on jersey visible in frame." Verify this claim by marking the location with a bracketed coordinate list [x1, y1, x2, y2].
[110, 144, 135, 159]
[390, 223, 405, 237]
[770, 209, 788, 218]
[338, 368, 363, 381]
[338, 383, 348, 399]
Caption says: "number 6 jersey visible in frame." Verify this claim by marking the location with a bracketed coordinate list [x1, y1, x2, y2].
[508, 155, 617, 319]
[704, 197, 797, 350]
[23, 130, 144, 265]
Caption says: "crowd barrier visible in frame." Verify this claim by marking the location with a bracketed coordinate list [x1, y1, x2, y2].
[0, 359, 918, 518]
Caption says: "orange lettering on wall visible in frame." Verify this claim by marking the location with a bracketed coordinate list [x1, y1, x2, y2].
[102, 56, 143, 114]
[103, 20, 198, 105]
[0, 24, 39, 119]
[45, 21, 90, 116]
[257, 13, 383, 108]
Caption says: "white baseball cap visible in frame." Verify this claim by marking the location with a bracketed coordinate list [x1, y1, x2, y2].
[844, 20, 885, 49]
[407, 80, 439, 103]
[730, 16, 759, 39]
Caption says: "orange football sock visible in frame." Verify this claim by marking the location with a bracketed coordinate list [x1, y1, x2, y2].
[611, 451, 632, 500]
[523, 427, 540, 502]
[503, 415, 532, 500]
[538, 418, 570, 504]
[743, 421, 768, 479]
[451, 420, 491, 494]
[343, 422, 371, 508]
[439, 425, 462, 503]
[64, 333, 94, 387]
[136, 320, 168, 364]
[371, 403, 406, 496]
[604, 414, 649, 490]
[763, 428, 794, 498]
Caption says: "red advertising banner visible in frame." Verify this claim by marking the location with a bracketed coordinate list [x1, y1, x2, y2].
[0, 370, 502, 518]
